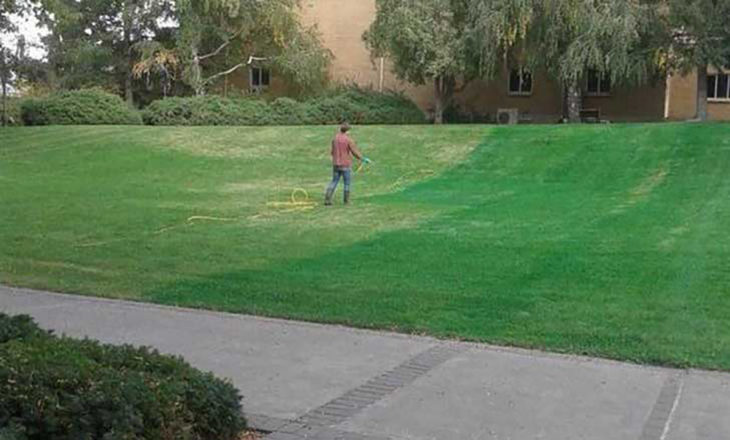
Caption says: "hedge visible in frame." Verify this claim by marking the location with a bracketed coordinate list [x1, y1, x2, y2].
[1, 98, 23, 126]
[0, 313, 245, 440]
[20, 89, 142, 126]
[0, 314, 50, 344]
[142, 87, 426, 126]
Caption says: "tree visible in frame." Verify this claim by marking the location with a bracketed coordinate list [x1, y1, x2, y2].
[166, 0, 331, 96]
[1, 0, 26, 33]
[471, 0, 665, 123]
[0, 37, 29, 125]
[668, 0, 730, 120]
[36, 0, 174, 104]
[364, 0, 477, 124]
[1, 0, 29, 125]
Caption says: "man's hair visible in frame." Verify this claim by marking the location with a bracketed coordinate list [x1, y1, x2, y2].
[340, 122, 350, 133]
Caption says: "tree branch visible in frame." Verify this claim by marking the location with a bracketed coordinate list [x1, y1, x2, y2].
[198, 29, 244, 61]
[202, 62, 247, 85]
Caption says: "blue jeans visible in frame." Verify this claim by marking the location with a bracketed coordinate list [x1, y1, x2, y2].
[329, 166, 351, 191]
[326, 166, 351, 200]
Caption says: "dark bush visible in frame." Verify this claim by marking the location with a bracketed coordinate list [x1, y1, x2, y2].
[20, 89, 142, 126]
[0, 313, 245, 440]
[309, 86, 426, 125]
[443, 103, 490, 124]
[0, 314, 49, 344]
[142, 86, 425, 126]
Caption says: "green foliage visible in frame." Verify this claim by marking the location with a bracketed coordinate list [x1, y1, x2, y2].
[0, 0, 26, 34]
[365, 0, 474, 85]
[0, 313, 245, 440]
[469, 0, 665, 122]
[668, 0, 730, 72]
[270, 97, 315, 125]
[364, 0, 476, 122]
[442, 102, 490, 123]
[312, 87, 426, 124]
[142, 88, 425, 126]
[21, 89, 142, 125]
[173, 0, 331, 95]
[471, 0, 664, 85]
[0, 314, 49, 344]
[37, 0, 175, 102]
[141, 96, 273, 125]
[2, 98, 23, 126]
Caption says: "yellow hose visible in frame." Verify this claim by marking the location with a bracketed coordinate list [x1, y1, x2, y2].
[260, 188, 317, 217]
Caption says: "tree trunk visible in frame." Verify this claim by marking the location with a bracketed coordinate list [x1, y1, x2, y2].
[566, 80, 582, 123]
[124, 69, 133, 105]
[122, 0, 134, 106]
[190, 46, 204, 96]
[1, 81, 7, 127]
[696, 63, 708, 121]
[1, 48, 6, 127]
[433, 76, 456, 125]
[434, 77, 444, 125]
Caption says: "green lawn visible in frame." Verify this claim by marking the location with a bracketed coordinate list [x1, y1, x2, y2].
[2, 123, 730, 370]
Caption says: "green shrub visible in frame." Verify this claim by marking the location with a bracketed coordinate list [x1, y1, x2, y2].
[142, 96, 275, 126]
[20, 89, 142, 126]
[443, 103, 490, 124]
[142, 86, 425, 126]
[270, 97, 311, 125]
[0, 313, 245, 440]
[1, 98, 24, 126]
[306, 86, 426, 125]
[0, 314, 49, 344]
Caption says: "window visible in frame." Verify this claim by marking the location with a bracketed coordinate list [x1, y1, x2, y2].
[708, 73, 730, 100]
[586, 70, 611, 96]
[508, 69, 532, 95]
[250, 67, 270, 92]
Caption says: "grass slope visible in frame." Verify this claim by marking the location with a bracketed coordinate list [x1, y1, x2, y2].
[1, 123, 729, 370]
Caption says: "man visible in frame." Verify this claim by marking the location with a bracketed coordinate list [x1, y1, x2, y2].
[324, 123, 370, 205]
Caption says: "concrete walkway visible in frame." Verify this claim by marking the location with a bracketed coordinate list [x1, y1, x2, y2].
[1, 286, 728, 440]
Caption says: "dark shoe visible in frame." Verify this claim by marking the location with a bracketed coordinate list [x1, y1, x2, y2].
[344, 190, 351, 205]
[324, 188, 334, 206]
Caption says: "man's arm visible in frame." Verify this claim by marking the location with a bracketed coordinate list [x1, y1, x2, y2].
[348, 138, 364, 161]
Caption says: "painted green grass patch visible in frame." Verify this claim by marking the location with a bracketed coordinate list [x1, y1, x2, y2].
[1, 123, 730, 370]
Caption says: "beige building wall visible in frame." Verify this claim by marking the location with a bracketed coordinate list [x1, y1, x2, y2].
[457, 71, 564, 122]
[217, 69, 290, 97]
[584, 82, 666, 122]
[299, 0, 435, 110]
[667, 69, 730, 121]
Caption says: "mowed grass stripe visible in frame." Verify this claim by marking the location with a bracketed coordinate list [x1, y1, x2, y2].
[0, 126, 132, 159]
[2, 124, 730, 370]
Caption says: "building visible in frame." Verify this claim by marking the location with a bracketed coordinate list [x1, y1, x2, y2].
[239, 0, 730, 123]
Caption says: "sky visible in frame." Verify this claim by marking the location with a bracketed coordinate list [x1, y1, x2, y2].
[1, 12, 48, 59]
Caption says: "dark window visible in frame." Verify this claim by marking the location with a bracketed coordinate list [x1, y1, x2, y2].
[521, 71, 532, 94]
[509, 69, 533, 95]
[250, 67, 271, 90]
[709, 73, 730, 99]
[587, 70, 611, 95]
[708, 75, 718, 98]
[601, 73, 611, 93]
